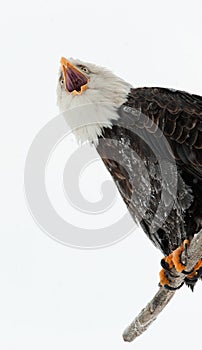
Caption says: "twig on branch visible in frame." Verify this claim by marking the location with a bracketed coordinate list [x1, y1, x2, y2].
[123, 229, 202, 342]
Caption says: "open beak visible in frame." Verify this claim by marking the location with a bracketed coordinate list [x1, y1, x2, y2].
[60, 57, 89, 95]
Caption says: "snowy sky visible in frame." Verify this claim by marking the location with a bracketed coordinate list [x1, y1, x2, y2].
[1, 1, 202, 349]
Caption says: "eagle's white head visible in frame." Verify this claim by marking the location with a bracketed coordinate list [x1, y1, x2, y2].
[57, 57, 132, 145]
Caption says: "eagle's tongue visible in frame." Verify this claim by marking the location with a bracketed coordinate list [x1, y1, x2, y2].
[64, 66, 88, 93]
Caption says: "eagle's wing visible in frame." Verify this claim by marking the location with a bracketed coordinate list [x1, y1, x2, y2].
[124, 87, 202, 180]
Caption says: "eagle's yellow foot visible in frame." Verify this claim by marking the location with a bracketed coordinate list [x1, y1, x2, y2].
[159, 239, 191, 290]
[159, 268, 184, 290]
[159, 240, 202, 290]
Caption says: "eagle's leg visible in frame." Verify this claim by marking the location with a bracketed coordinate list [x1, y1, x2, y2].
[159, 240, 190, 289]
[159, 252, 184, 290]
[159, 239, 202, 289]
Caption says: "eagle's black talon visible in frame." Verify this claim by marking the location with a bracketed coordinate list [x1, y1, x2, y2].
[184, 267, 202, 291]
[185, 275, 198, 291]
[163, 282, 184, 291]
[184, 241, 188, 256]
[181, 240, 189, 265]
[185, 275, 198, 283]
[181, 268, 194, 275]
[161, 259, 170, 271]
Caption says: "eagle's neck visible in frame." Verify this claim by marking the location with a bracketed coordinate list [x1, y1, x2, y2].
[61, 84, 132, 145]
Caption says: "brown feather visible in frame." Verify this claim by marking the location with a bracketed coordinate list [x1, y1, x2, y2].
[96, 87, 202, 256]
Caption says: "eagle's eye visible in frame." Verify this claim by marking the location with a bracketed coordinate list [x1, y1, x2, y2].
[60, 78, 64, 86]
[78, 65, 90, 74]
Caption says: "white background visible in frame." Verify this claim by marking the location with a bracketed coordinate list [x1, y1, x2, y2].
[1, 1, 202, 349]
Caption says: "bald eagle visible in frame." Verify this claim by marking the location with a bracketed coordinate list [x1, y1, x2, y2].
[57, 57, 202, 290]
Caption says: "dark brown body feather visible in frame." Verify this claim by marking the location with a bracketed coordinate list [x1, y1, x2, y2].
[96, 87, 202, 256]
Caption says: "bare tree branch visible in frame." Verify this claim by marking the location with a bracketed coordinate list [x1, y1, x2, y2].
[123, 229, 202, 342]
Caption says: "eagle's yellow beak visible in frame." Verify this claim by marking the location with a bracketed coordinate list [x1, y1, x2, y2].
[60, 57, 89, 95]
